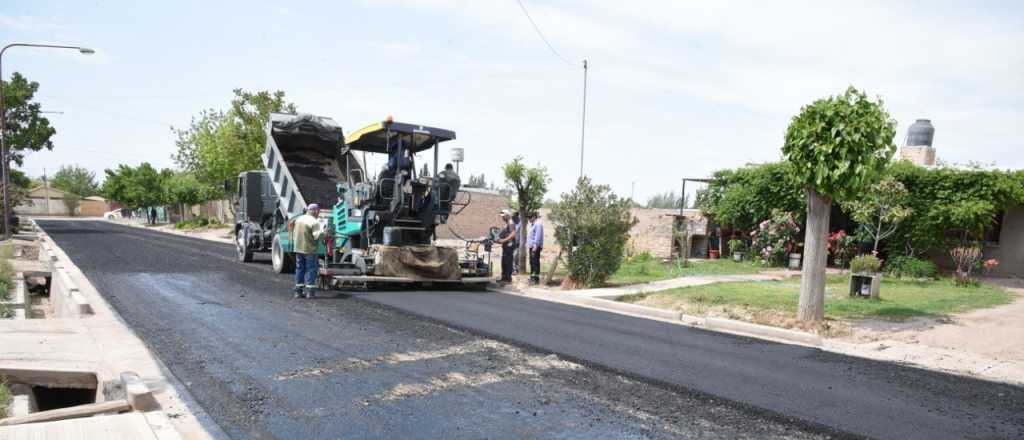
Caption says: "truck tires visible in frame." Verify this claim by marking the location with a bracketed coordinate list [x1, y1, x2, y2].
[271, 233, 294, 274]
[236, 228, 254, 263]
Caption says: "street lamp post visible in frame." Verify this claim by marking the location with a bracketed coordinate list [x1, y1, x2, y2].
[0, 43, 93, 238]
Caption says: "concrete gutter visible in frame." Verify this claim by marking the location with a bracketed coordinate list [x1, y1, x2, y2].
[13, 219, 227, 439]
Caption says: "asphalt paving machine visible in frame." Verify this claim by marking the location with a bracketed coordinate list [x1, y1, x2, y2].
[234, 113, 494, 289]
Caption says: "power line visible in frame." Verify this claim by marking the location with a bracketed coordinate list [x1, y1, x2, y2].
[515, 0, 573, 66]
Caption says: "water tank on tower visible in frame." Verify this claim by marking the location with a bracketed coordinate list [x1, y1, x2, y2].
[899, 119, 936, 166]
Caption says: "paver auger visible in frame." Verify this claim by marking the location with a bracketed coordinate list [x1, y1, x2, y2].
[234, 113, 494, 289]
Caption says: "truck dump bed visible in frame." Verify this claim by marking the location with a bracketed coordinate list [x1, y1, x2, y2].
[263, 113, 361, 216]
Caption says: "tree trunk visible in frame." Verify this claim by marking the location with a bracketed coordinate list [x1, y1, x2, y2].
[797, 187, 832, 323]
[518, 206, 529, 274]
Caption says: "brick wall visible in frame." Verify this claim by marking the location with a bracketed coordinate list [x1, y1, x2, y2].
[436, 187, 510, 240]
[436, 190, 709, 267]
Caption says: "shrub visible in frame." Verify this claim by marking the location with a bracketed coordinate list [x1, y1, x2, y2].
[884, 256, 937, 279]
[850, 255, 882, 273]
[727, 239, 746, 255]
[549, 177, 637, 287]
[749, 210, 800, 266]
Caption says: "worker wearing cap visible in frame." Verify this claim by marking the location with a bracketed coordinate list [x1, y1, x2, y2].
[496, 209, 516, 283]
[290, 203, 327, 298]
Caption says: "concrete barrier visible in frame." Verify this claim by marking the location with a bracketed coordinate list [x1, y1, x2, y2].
[705, 317, 822, 346]
[7, 384, 38, 417]
[122, 371, 160, 411]
[51, 267, 92, 317]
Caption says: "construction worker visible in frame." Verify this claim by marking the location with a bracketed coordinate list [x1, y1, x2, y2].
[291, 203, 327, 299]
[497, 209, 516, 283]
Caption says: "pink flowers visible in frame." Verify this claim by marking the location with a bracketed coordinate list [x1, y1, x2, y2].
[984, 258, 1000, 274]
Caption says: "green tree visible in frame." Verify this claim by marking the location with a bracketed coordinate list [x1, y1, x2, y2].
[164, 172, 214, 220]
[645, 190, 688, 210]
[173, 89, 296, 191]
[503, 156, 551, 271]
[102, 163, 171, 210]
[62, 193, 81, 216]
[549, 177, 637, 287]
[842, 176, 912, 253]
[1, 72, 56, 166]
[782, 86, 896, 323]
[50, 165, 98, 197]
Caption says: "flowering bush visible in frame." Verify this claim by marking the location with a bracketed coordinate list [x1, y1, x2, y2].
[750, 210, 801, 266]
[828, 230, 856, 268]
[950, 246, 983, 287]
[983, 258, 1000, 275]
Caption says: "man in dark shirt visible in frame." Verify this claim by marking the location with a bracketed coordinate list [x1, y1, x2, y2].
[496, 210, 516, 282]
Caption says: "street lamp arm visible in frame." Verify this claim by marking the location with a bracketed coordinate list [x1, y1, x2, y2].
[1, 43, 94, 57]
[0, 41, 94, 238]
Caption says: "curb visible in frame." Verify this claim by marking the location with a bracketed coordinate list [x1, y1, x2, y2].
[492, 286, 823, 348]
[705, 317, 822, 346]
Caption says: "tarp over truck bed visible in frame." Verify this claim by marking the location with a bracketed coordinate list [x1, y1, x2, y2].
[264, 113, 363, 215]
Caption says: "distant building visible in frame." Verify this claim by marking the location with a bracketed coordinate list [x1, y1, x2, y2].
[79, 196, 111, 217]
[15, 185, 78, 216]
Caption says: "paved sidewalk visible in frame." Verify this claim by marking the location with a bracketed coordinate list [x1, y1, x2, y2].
[0, 222, 222, 439]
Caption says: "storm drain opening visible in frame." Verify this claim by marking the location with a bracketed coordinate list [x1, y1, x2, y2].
[31, 385, 97, 411]
[26, 275, 53, 319]
[0, 369, 100, 415]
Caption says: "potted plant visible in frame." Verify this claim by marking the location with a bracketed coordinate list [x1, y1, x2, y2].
[849, 254, 882, 299]
[728, 239, 746, 262]
[788, 242, 803, 269]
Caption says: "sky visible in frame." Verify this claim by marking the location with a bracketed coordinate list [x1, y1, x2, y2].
[2, 0, 1022, 204]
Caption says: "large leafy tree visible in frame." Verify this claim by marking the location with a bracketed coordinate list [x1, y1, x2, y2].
[549, 177, 637, 287]
[782, 86, 896, 323]
[164, 172, 215, 219]
[50, 165, 99, 197]
[1, 72, 56, 165]
[102, 163, 172, 209]
[173, 89, 296, 191]
[503, 156, 551, 271]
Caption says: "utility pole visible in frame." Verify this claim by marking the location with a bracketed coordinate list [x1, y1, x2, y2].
[579, 59, 588, 180]
[43, 167, 51, 215]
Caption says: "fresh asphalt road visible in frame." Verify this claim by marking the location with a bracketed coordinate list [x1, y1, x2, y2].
[39, 220, 1024, 439]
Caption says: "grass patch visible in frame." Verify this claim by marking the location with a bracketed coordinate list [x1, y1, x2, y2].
[622, 274, 1014, 322]
[607, 257, 765, 285]
[541, 256, 768, 287]
[0, 244, 13, 319]
[0, 376, 10, 418]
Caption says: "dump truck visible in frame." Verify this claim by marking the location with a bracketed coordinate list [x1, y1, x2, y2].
[234, 113, 494, 289]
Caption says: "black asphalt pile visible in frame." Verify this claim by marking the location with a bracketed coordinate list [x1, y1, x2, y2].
[40, 220, 840, 439]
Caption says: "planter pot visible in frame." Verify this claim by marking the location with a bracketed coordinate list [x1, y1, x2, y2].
[850, 272, 881, 299]
[788, 253, 802, 270]
[709, 250, 720, 260]
[733, 252, 745, 262]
